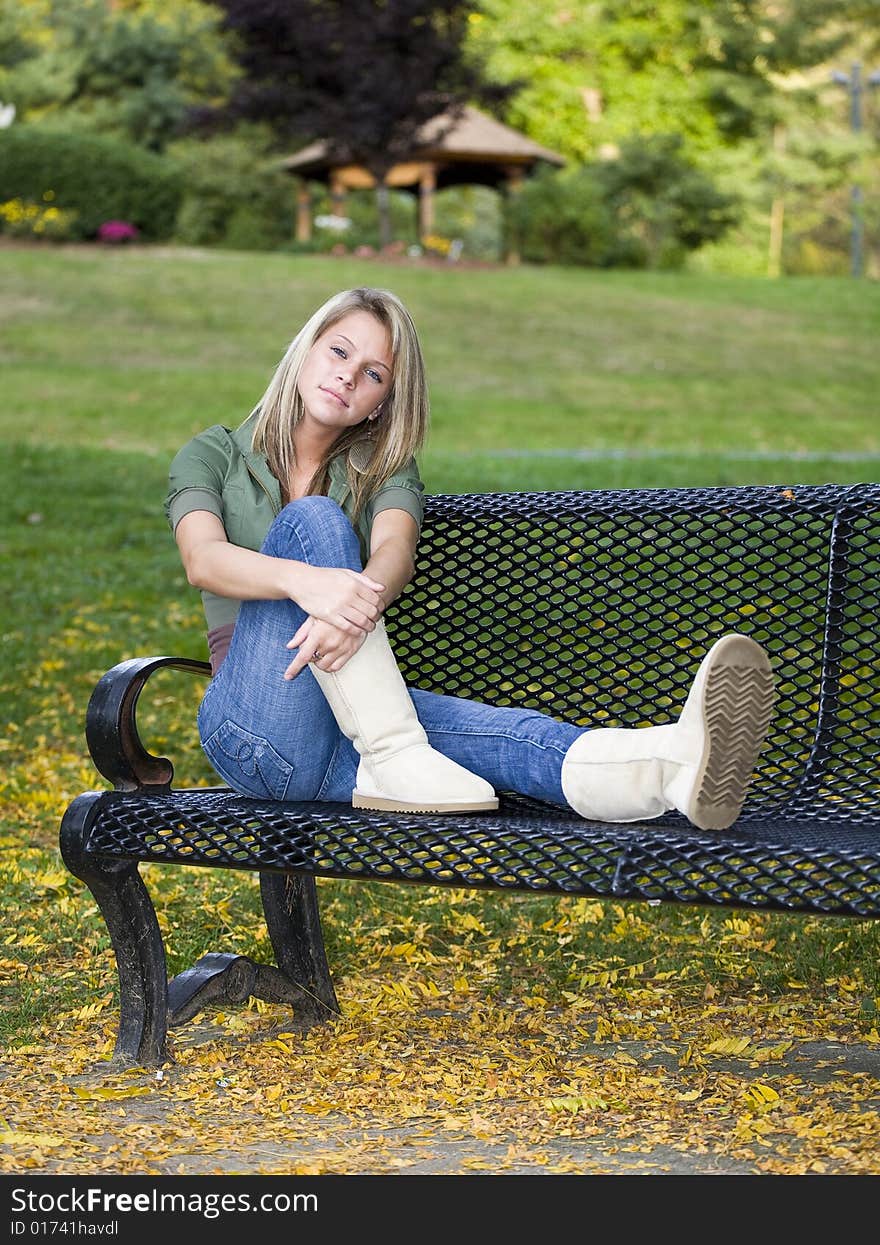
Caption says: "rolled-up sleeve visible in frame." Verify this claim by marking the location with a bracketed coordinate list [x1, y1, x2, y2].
[164, 427, 230, 533]
[367, 459, 425, 533]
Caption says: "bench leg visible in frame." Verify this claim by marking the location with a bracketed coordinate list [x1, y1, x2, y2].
[61, 801, 340, 1063]
[60, 793, 169, 1068]
[260, 872, 341, 1026]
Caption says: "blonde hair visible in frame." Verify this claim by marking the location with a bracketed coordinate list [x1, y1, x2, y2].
[250, 287, 429, 517]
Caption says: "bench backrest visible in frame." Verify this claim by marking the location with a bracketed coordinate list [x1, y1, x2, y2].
[386, 483, 880, 827]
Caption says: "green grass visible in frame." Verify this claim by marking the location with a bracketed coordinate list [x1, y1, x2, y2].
[3, 245, 879, 460]
[1, 243, 878, 1052]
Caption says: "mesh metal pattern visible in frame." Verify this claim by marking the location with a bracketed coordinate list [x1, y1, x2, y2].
[87, 791, 880, 917]
[83, 484, 880, 917]
[392, 484, 880, 823]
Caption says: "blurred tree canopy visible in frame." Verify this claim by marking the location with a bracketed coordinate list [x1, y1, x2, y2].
[0, 0, 236, 150]
[466, 1, 868, 157]
[466, 0, 880, 273]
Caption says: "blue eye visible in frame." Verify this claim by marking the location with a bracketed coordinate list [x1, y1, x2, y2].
[331, 345, 346, 358]
[367, 369, 382, 383]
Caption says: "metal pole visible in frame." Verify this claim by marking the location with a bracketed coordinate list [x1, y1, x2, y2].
[832, 62, 880, 276]
[850, 63, 863, 278]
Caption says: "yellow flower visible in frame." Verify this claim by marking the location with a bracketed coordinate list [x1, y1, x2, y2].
[0, 198, 76, 239]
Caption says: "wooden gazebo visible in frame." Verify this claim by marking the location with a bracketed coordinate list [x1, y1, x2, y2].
[282, 105, 566, 262]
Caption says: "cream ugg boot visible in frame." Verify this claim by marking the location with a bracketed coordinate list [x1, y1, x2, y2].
[561, 633, 775, 831]
[310, 619, 498, 814]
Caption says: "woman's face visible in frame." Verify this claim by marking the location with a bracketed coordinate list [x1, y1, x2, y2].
[297, 310, 393, 437]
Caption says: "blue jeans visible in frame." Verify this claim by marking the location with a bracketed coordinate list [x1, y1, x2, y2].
[198, 497, 582, 806]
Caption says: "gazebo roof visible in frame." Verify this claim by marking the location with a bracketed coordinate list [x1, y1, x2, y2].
[281, 105, 566, 189]
[415, 106, 566, 164]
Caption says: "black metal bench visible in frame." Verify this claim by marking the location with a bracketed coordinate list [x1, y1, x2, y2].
[59, 483, 880, 1068]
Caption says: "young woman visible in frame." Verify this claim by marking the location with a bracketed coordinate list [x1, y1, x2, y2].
[166, 286, 775, 830]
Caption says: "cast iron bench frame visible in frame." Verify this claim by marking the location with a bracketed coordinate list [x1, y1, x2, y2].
[59, 483, 880, 1067]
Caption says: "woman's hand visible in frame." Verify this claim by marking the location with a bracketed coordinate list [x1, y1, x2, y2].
[283, 617, 367, 681]
[284, 564, 385, 636]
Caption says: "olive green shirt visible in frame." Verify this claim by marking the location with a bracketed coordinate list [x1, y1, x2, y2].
[164, 412, 425, 637]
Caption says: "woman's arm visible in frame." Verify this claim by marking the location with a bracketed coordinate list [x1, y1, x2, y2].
[363, 507, 419, 612]
[175, 509, 384, 636]
[284, 508, 419, 679]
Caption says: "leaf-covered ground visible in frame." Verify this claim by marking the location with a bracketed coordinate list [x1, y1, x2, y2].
[2, 991, 878, 1175]
[2, 843, 878, 1175]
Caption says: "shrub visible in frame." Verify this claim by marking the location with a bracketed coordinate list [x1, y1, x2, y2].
[166, 131, 294, 251]
[510, 135, 741, 270]
[507, 166, 620, 267]
[595, 134, 741, 269]
[0, 126, 183, 240]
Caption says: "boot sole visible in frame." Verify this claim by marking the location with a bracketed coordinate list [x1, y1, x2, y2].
[352, 792, 499, 814]
[687, 635, 776, 831]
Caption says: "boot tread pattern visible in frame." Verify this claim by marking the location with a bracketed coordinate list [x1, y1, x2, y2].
[694, 661, 776, 831]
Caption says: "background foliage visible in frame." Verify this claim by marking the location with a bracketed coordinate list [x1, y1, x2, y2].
[167, 127, 294, 250]
[0, 123, 183, 238]
[0, 0, 878, 272]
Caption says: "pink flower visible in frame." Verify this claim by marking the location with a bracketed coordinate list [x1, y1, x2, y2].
[97, 220, 139, 243]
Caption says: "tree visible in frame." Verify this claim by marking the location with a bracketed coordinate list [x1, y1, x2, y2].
[595, 133, 741, 267]
[2, 0, 236, 151]
[466, 0, 856, 157]
[465, 0, 726, 162]
[687, 1, 876, 274]
[688, 0, 850, 140]
[201, 0, 510, 246]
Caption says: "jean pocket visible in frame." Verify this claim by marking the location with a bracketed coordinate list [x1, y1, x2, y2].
[202, 719, 294, 802]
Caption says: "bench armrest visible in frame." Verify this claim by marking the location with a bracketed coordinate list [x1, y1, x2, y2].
[86, 656, 212, 791]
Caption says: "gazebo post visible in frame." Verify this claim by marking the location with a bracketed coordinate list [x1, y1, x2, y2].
[502, 165, 525, 265]
[330, 174, 347, 219]
[295, 181, 312, 242]
[418, 165, 437, 240]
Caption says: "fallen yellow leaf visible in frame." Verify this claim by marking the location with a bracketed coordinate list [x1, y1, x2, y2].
[744, 1083, 780, 1108]
[0, 1129, 70, 1148]
[704, 1036, 753, 1057]
[71, 1086, 152, 1101]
